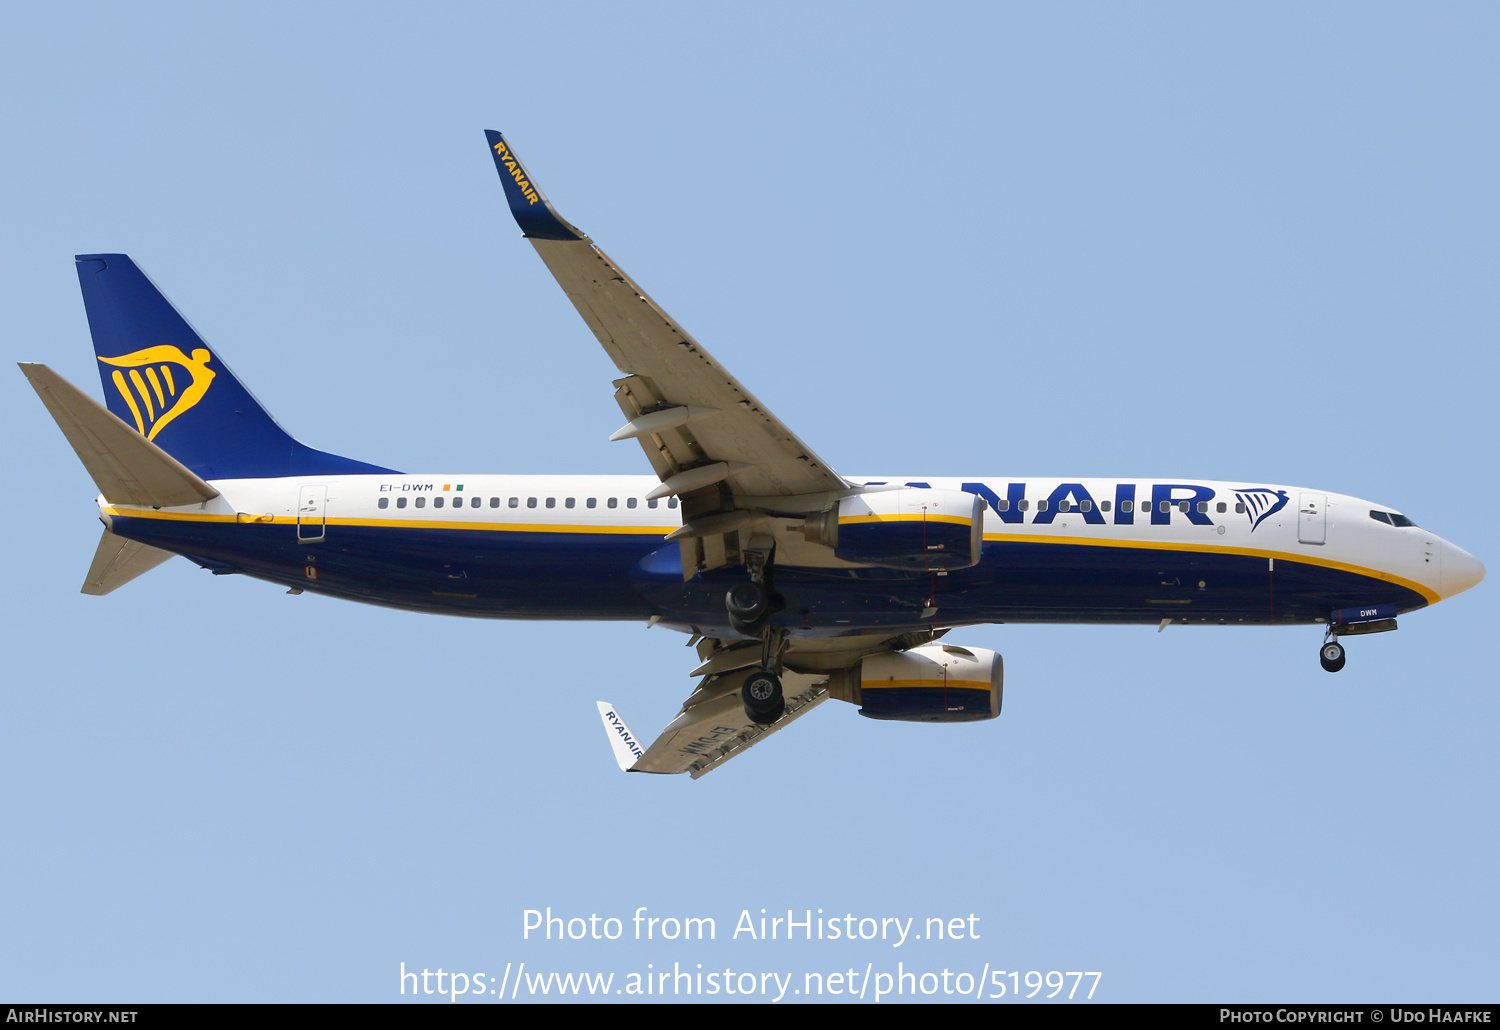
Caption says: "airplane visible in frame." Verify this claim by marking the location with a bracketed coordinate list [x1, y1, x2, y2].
[20, 131, 1485, 779]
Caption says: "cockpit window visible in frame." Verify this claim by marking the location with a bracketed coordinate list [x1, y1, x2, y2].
[1370, 509, 1417, 528]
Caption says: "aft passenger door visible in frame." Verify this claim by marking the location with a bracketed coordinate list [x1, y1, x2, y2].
[1297, 492, 1326, 545]
[297, 484, 327, 543]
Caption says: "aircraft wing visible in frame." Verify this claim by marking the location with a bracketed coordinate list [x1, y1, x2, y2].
[484, 132, 848, 572]
[598, 667, 829, 779]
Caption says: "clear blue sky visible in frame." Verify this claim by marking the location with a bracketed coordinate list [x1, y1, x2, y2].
[2, 2, 1495, 1003]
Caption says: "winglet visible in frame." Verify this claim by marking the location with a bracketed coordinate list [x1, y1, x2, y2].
[596, 701, 646, 771]
[484, 131, 586, 241]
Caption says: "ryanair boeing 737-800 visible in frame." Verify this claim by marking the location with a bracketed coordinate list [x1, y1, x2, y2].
[20, 132, 1485, 778]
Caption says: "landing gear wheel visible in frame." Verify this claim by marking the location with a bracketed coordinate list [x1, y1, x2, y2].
[1320, 640, 1346, 673]
[742, 669, 785, 725]
[726, 581, 769, 636]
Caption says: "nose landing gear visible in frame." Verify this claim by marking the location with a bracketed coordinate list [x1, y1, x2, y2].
[1319, 635, 1346, 673]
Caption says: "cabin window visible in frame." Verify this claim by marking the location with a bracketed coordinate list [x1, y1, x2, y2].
[1101, 500, 1112, 512]
[1235, 502, 1245, 513]
[509, 497, 519, 508]
[545, 497, 556, 508]
[1120, 500, 1132, 513]
[434, 496, 444, 508]
[608, 498, 618, 509]
[647, 498, 659, 509]
[489, 497, 499, 508]
[627, 497, 638, 509]
[668, 497, 679, 509]
[1058, 500, 1071, 512]
[1197, 501, 1208, 513]
[565, 498, 575, 509]
[527, 497, 537, 508]
[587, 498, 597, 509]
[1216, 502, 1226, 513]
[996, 498, 1010, 512]
[415, 497, 426, 509]
[1018, 499, 1030, 512]
[470, 497, 479, 508]
[1160, 501, 1170, 513]
[378, 497, 389, 509]
[396, 496, 407, 509]
[1080, 499, 1093, 512]
[1178, 501, 1190, 513]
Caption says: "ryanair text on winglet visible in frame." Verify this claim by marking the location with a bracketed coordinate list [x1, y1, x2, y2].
[493, 141, 540, 205]
[602, 708, 645, 762]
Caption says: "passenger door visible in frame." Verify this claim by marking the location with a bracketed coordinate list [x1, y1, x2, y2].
[1297, 492, 1326, 545]
[297, 484, 327, 543]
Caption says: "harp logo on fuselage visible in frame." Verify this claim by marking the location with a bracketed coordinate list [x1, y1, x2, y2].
[98, 345, 216, 440]
[1235, 488, 1290, 531]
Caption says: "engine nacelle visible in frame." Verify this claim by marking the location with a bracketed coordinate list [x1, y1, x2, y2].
[855, 643, 1002, 722]
[805, 487, 984, 570]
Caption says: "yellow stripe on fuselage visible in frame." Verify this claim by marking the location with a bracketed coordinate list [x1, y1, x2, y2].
[96, 508, 1438, 604]
[981, 531, 1438, 605]
[862, 679, 992, 691]
[100, 507, 674, 535]
[839, 513, 973, 526]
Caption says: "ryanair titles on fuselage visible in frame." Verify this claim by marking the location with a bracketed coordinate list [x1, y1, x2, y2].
[491, 141, 540, 205]
[866, 481, 1292, 532]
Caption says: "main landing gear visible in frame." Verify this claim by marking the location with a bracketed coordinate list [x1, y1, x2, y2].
[727, 540, 787, 725]
[726, 581, 769, 636]
[1319, 633, 1346, 673]
[741, 668, 785, 725]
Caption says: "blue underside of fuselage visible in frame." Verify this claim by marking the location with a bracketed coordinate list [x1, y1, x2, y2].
[108, 516, 1429, 637]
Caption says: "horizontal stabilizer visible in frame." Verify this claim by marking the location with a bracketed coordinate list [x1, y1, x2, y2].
[632, 670, 828, 779]
[82, 529, 175, 595]
[18, 363, 219, 507]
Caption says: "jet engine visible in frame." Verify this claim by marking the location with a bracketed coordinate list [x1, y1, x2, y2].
[801, 487, 984, 570]
[825, 643, 1003, 722]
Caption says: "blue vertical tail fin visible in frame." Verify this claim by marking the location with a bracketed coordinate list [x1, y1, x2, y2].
[75, 254, 396, 481]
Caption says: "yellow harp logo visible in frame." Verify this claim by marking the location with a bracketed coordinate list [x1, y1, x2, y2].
[98, 346, 216, 440]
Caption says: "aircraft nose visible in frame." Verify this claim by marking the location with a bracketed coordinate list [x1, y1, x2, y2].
[1441, 541, 1485, 599]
